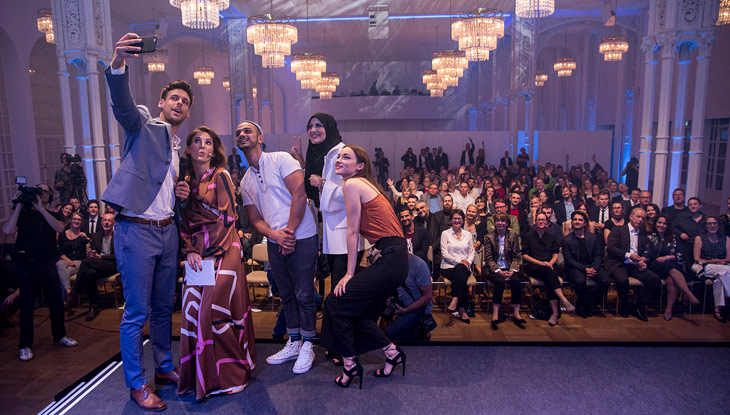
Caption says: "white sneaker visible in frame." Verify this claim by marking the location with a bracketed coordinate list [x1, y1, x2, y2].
[292, 341, 315, 374]
[266, 338, 301, 365]
[56, 336, 78, 347]
[19, 348, 33, 361]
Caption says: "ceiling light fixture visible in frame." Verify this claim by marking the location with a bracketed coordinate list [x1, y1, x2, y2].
[515, 0, 555, 19]
[599, 35, 629, 61]
[718, 0, 730, 25]
[193, 41, 214, 85]
[36, 9, 55, 44]
[535, 71, 547, 86]
[451, 8, 505, 62]
[170, 0, 230, 30]
[143, 49, 168, 72]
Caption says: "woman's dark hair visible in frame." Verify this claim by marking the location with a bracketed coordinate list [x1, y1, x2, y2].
[341, 145, 385, 194]
[451, 209, 465, 223]
[184, 126, 226, 182]
[304, 113, 343, 207]
[654, 214, 675, 244]
[704, 215, 724, 237]
[493, 212, 510, 228]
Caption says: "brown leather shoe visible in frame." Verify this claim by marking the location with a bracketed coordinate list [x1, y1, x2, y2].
[155, 369, 179, 385]
[130, 384, 166, 411]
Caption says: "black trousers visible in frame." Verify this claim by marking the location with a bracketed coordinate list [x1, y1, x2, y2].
[326, 251, 365, 294]
[487, 270, 522, 305]
[524, 263, 561, 301]
[565, 268, 610, 310]
[610, 263, 660, 307]
[76, 258, 118, 305]
[320, 237, 408, 357]
[15, 261, 66, 349]
[441, 264, 470, 309]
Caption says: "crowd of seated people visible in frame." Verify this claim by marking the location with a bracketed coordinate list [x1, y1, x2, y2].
[377, 144, 730, 327]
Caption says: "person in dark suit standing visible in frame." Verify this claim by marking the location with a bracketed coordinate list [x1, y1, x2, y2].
[562, 211, 610, 318]
[81, 199, 103, 237]
[75, 213, 117, 321]
[499, 150, 513, 170]
[604, 206, 660, 321]
[102, 33, 191, 411]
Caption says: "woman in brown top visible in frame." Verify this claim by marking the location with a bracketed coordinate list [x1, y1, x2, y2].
[319, 145, 409, 389]
[178, 126, 256, 400]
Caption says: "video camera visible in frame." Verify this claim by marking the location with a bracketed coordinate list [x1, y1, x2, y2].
[12, 176, 43, 209]
[67, 153, 82, 164]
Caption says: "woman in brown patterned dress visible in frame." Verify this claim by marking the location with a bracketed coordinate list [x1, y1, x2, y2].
[178, 126, 256, 400]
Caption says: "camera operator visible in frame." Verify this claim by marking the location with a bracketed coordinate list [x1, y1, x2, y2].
[55, 153, 73, 203]
[384, 254, 434, 342]
[2, 183, 78, 362]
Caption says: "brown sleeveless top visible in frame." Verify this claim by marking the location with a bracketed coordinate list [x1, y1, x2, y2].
[360, 193, 404, 244]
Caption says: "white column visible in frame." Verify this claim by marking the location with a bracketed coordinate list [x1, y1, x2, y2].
[667, 45, 691, 200]
[651, 32, 677, 205]
[106, 87, 121, 174]
[76, 73, 97, 201]
[637, 38, 657, 188]
[687, 30, 715, 198]
[57, 56, 76, 155]
[612, 55, 626, 178]
[86, 57, 108, 196]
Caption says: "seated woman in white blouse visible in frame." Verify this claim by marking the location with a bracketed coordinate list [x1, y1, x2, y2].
[440, 209, 474, 324]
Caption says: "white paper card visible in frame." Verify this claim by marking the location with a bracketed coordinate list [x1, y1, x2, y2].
[185, 259, 216, 286]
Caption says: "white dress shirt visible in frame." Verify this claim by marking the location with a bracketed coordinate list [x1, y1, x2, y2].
[440, 228, 475, 269]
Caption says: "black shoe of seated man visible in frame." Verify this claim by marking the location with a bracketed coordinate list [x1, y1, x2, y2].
[629, 304, 648, 322]
[619, 304, 629, 318]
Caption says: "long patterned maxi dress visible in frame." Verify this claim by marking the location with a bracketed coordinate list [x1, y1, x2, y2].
[178, 167, 256, 399]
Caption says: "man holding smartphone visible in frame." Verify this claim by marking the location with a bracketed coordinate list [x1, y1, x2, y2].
[102, 33, 191, 411]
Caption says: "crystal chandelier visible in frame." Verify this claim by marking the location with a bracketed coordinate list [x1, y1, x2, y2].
[170, 0, 230, 30]
[247, 14, 298, 68]
[222, 77, 230, 92]
[315, 72, 339, 99]
[719, 0, 730, 25]
[291, 54, 326, 83]
[535, 71, 547, 86]
[432, 50, 468, 86]
[554, 57, 576, 77]
[599, 35, 629, 61]
[37, 9, 55, 44]
[422, 70, 445, 91]
[252, 86, 258, 99]
[194, 66, 214, 85]
[143, 49, 168, 72]
[451, 9, 505, 62]
[430, 89, 444, 97]
[515, 0, 555, 18]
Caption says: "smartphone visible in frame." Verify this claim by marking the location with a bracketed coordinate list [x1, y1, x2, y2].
[15, 176, 27, 185]
[134, 35, 157, 54]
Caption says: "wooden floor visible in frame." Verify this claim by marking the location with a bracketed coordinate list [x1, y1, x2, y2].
[2, 289, 730, 415]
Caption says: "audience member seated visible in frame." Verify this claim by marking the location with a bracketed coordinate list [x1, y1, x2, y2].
[399, 208, 429, 265]
[537, 204, 564, 242]
[674, 197, 707, 262]
[464, 205, 482, 276]
[720, 197, 730, 237]
[440, 209, 474, 323]
[483, 212, 524, 329]
[603, 201, 626, 242]
[522, 212, 576, 326]
[604, 207, 660, 322]
[81, 199, 103, 236]
[554, 186, 576, 224]
[75, 213, 117, 321]
[508, 191, 530, 234]
[420, 183, 443, 213]
[562, 211, 610, 318]
[646, 215, 699, 321]
[56, 212, 89, 308]
[561, 201, 594, 237]
[588, 190, 612, 234]
[661, 188, 688, 222]
[452, 181, 475, 212]
[59, 202, 73, 228]
[644, 203, 660, 234]
[385, 255, 433, 342]
[484, 198, 519, 235]
[691, 216, 730, 323]
[623, 188, 641, 220]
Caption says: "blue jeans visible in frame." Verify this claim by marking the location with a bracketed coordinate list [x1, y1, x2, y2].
[267, 235, 318, 337]
[385, 308, 426, 342]
[115, 220, 178, 389]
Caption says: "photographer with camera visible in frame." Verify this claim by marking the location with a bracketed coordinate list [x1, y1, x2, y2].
[2, 181, 78, 361]
[55, 153, 88, 206]
[55, 153, 73, 203]
[384, 254, 435, 342]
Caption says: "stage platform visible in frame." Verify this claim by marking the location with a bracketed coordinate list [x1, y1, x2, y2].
[40, 341, 730, 415]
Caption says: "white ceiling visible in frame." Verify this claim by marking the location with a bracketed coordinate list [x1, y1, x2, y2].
[111, 0, 650, 63]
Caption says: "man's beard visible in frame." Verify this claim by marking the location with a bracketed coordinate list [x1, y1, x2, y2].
[443, 206, 452, 214]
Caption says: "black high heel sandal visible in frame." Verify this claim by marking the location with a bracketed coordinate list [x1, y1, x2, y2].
[374, 345, 407, 378]
[335, 359, 363, 389]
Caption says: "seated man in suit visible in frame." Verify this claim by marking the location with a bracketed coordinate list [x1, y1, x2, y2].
[399, 208, 430, 266]
[588, 190, 612, 233]
[562, 211, 610, 318]
[75, 213, 117, 321]
[82, 199, 104, 236]
[604, 206, 660, 321]
[554, 186, 575, 224]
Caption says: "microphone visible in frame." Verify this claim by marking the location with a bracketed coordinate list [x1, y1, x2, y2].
[178, 154, 191, 210]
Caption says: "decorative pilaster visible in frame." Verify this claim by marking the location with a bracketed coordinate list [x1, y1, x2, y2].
[651, 31, 678, 204]
[637, 37, 658, 188]
[667, 44, 691, 199]
[686, 29, 715, 198]
[106, 91, 120, 174]
[86, 56, 108, 197]
[57, 55, 75, 155]
[75, 73, 97, 200]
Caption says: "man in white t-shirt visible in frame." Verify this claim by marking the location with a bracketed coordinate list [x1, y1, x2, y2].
[237, 121, 319, 375]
